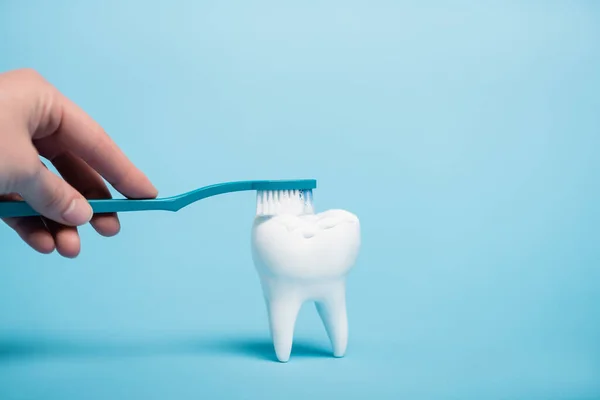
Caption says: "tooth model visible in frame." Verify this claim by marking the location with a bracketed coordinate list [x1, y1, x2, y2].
[251, 209, 361, 362]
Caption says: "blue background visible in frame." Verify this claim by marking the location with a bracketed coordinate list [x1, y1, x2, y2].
[1, 1, 600, 399]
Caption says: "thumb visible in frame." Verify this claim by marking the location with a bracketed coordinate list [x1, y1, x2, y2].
[13, 160, 93, 226]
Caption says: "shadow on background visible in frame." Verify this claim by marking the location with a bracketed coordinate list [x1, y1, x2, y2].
[0, 335, 331, 363]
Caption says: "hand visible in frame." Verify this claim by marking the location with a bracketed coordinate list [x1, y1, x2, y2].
[0, 69, 157, 258]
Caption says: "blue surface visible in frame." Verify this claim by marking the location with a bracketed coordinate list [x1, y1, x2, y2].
[1, 1, 600, 399]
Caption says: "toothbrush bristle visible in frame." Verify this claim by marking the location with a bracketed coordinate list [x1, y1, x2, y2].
[256, 189, 314, 216]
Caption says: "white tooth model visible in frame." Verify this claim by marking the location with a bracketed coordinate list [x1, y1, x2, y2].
[251, 193, 361, 363]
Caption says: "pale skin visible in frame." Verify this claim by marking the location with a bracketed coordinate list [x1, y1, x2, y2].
[0, 68, 158, 258]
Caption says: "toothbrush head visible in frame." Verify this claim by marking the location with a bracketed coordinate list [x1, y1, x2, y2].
[250, 179, 316, 216]
[256, 189, 315, 217]
[255, 189, 315, 216]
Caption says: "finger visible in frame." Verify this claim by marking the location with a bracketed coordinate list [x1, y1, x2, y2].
[49, 93, 158, 200]
[43, 218, 81, 258]
[3, 217, 56, 254]
[11, 163, 82, 258]
[5, 70, 157, 201]
[38, 149, 121, 237]
[12, 158, 93, 226]
[0, 194, 55, 254]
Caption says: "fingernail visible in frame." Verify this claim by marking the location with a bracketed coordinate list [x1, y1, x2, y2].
[62, 199, 93, 225]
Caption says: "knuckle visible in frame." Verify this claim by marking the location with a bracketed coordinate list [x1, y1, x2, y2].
[0, 68, 42, 83]
[2, 150, 41, 188]
[14, 160, 42, 187]
[18, 68, 53, 98]
[0, 159, 36, 193]
[0, 69, 56, 133]
[15, 68, 44, 83]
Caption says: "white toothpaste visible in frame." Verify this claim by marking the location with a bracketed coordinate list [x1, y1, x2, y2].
[251, 209, 361, 362]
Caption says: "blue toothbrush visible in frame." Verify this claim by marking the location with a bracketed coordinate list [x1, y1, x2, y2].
[0, 179, 317, 218]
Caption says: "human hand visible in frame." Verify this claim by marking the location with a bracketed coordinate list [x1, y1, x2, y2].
[0, 69, 157, 258]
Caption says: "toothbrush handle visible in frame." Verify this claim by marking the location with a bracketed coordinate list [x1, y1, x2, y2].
[0, 198, 172, 218]
[0, 179, 317, 218]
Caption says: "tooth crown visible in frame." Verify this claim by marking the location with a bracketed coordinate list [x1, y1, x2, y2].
[251, 209, 361, 281]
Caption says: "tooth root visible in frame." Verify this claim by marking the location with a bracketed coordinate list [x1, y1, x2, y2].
[265, 291, 302, 362]
[316, 283, 348, 358]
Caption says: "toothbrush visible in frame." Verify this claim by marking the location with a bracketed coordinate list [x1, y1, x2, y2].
[0, 179, 316, 218]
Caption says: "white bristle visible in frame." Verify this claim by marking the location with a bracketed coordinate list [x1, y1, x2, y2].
[256, 190, 262, 214]
[255, 189, 315, 216]
[267, 191, 274, 215]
